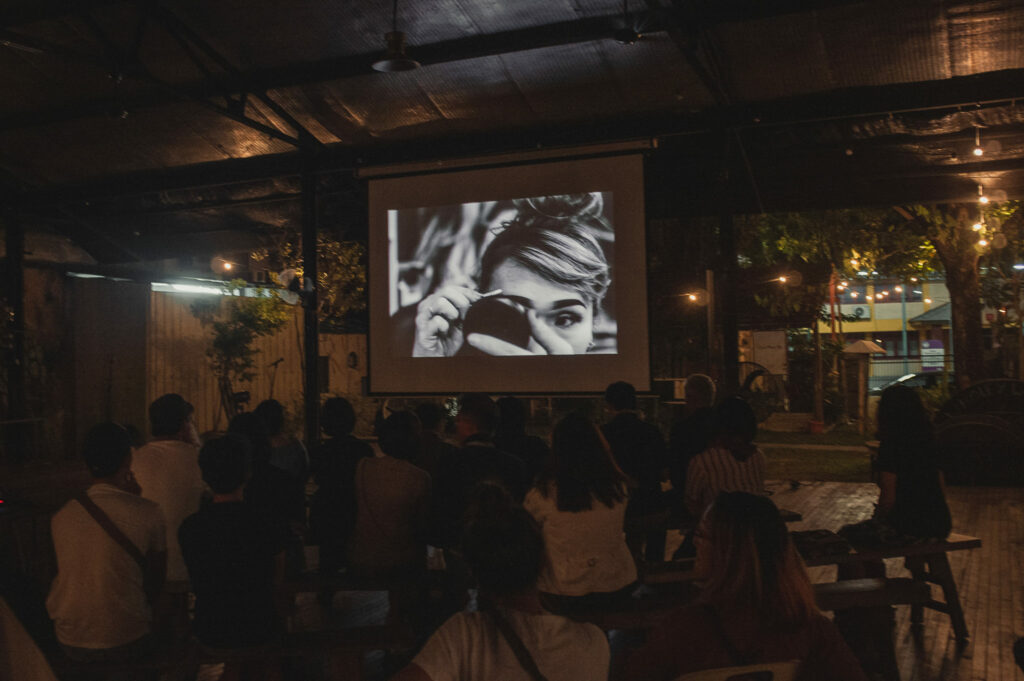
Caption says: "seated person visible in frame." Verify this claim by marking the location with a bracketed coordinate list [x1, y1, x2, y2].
[668, 373, 716, 507]
[131, 393, 204, 585]
[47, 423, 167, 661]
[230, 413, 306, 576]
[348, 410, 432, 576]
[873, 385, 951, 540]
[626, 492, 867, 681]
[254, 399, 309, 483]
[684, 396, 766, 518]
[601, 381, 668, 562]
[431, 393, 527, 549]
[524, 413, 637, 614]
[391, 484, 610, 681]
[178, 434, 285, 651]
[309, 397, 375, 576]
[413, 402, 456, 479]
[494, 396, 549, 484]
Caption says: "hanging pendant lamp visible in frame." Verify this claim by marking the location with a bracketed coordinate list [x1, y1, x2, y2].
[372, 0, 420, 72]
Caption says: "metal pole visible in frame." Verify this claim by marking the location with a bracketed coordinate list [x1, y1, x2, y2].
[301, 165, 320, 450]
[900, 284, 908, 374]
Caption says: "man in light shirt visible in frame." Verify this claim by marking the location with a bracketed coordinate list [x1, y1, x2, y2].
[132, 393, 205, 584]
[47, 423, 166, 659]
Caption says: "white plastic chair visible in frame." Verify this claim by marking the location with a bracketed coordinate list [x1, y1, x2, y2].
[673, 660, 800, 681]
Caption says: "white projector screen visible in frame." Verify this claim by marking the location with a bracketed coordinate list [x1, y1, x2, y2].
[367, 154, 649, 394]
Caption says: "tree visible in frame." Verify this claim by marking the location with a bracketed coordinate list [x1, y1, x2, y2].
[894, 204, 988, 389]
[191, 280, 289, 425]
[251, 232, 367, 326]
[977, 201, 1024, 378]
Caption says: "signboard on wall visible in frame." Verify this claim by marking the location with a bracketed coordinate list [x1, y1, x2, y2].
[921, 339, 944, 372]
[752, 330, 788, 376]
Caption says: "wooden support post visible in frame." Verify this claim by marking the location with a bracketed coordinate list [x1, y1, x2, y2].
[718, 143, 739, 395]
[301, 166, 320, 450]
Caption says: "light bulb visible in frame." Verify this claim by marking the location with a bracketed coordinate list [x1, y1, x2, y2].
[973, 127, 983, 156]
[224, 262, 233, 270]
[779, 276, 787, 283]
[894, 286, 902, 292]
[979, 239, 988, 247]
[687, 294, 697, 302]
[972, 222, 983, 231]
[925, 298, 932, 304]
[973, 146, 984, 156]
[979, 195, 990, 204]
[910, 277, 918, 282]
[850, 292, 859, 298]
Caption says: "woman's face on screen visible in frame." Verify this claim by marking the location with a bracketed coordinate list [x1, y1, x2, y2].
[488, 261, 594, 353]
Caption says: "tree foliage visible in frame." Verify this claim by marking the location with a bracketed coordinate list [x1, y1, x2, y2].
[191, 280, 289, 424]
[251, 232, 367, 325]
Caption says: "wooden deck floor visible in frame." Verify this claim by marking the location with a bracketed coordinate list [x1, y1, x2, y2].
[761, 480, 1024, 681]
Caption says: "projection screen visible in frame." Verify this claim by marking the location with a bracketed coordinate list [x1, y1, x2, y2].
[367, 154, 649, 394]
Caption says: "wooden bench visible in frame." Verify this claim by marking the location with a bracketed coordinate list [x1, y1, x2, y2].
[806, 532, 981, 643]
[813, 577, 931, 612]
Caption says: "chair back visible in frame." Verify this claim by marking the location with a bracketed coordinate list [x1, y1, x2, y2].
[673, 660, 800, 681]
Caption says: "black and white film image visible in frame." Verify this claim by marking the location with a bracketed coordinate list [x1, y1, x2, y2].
[388, 193, 617, 357]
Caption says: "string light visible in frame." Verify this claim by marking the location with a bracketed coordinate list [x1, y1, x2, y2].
[973, 126, 983, 157]
[894, 286, 902, 292]
[850, 291, 859, 298]
[978, 184, 989, 204]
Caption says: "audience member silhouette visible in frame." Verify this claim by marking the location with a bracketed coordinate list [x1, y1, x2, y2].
[309, 397, 374, 577]
[873, 384, 951, 540]
[179, 434, 285, 679]
[626, 492, 867, 681]
[230, 413, 306, 574]
[348, 410, 431, 577]
[413, 402, 456, 479]
[684, 396, 766, 518]
[431, 393, 528, 549]
[392, 484, 610, 681]
[668, 374, 716, 510]
[48, 423, 167, 661]
[132, 393, 204, 585]
[495, 396, 550, 484]
[601, 381, 668, 561]
[253, 399, 309, 483]
[525, 412, 637, 614]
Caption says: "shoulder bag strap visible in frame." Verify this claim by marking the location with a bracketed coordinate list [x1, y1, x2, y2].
[485, 603, 551, 681]
[75, 491, 147, 571]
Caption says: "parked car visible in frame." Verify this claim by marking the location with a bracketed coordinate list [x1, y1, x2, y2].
[869, 371, 953, 395]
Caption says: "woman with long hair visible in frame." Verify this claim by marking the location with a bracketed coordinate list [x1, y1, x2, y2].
[626, 492, 867, 681]
[412, 193, 612, 356]
[523, 412, 637, 613]
[873, 384, 951, 539]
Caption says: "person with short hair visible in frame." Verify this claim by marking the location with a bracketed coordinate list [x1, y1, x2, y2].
[601, 381, 668, 562]
[684, 396, 767, 518]
[414, 401, 456, 479]
[178, 434, 285, 653]
[392, 484, 610, 681]
[626, 492, 867, 681]
[431, 394, 528, 549]
[47, 423, 167, 661]
[495, 396, 549, 484]
[668, 374, 716, 501]
[132, 393, 205, 584]
[309, 397, 375, 577]
[525, 412, 637, 613]
[348, 410, 431, 575]
[411, 194, 613, 357]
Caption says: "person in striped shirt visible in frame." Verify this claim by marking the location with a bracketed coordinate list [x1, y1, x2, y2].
[684, 397, 767, 518]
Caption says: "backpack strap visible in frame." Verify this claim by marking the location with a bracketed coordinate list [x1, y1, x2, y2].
[484, 602, 550, 681]
[75, 491, 147, 571]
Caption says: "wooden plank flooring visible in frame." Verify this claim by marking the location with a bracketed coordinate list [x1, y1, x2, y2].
[761, 481, 1024, 681]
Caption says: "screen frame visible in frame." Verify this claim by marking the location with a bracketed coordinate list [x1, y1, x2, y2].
[367, 154, 650, 395]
